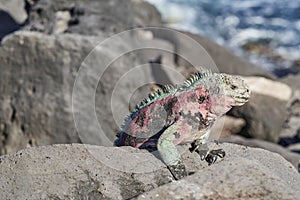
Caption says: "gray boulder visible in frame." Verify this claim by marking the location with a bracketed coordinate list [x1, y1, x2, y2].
[0, 31, 94, 154]
[0, 144, 172, 199]
[1, 143, 299, 199]
[229, 76, 292, 143]
[221, 135, 300, 172]
[136, 143, 300, 200]
[0, 31, 130, 154]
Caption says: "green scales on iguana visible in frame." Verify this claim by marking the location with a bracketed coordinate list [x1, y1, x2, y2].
[114, 70, 250, 180]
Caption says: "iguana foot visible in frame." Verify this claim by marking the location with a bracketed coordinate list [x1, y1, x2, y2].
[167, 161, 188, 180]
[189, 142, 209, 160]
[204, 149, 225, 165]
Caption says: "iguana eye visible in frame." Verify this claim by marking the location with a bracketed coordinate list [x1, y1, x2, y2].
[231, 85, 237, 90]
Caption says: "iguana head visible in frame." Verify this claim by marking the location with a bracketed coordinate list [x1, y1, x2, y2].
[220, 74, 250, 106]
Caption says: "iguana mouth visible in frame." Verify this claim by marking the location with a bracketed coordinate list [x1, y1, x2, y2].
[233, 95, 250, 105]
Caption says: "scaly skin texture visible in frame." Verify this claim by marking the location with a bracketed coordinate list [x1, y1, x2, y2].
[114, 70, 250, 180]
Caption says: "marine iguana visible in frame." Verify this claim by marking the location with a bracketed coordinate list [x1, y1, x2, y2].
[114, 70, 250, 180]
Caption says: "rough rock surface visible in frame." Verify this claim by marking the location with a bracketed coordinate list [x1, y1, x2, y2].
[136, 143, 300, 200]
[221, 135, 300, 172]
[0, 32, 89, 154]
[1, 143, 299, 199]
[0, 144, 172, 199]
[229, 76, 292, 143]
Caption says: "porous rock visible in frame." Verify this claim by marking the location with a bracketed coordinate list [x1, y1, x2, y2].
[221, 135, 300, 172]
[0, 31, 97, 154]
[1, 143, 299, 199]
[0, 144, 172, 199]
[0, 31, 139, 154]
[136, 143, 300, 200]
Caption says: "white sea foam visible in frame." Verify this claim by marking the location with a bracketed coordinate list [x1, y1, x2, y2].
[147, 0, 198, 33]
[232, 29, 275, 45]
[145, 0, 300, 72]
[245, 16, 266, 25]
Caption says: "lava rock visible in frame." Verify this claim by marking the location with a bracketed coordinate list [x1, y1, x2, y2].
[136, 143, 300, 200]
[0, 144, 172, 199]
[1, 143, 299, 199]
[221, 135, 300, 172]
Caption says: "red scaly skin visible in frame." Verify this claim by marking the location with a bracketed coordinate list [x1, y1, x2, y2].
[115, 85, 225, 149]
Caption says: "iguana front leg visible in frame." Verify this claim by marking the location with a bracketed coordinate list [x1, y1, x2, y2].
[157, 124, 187, 180]
[189, 130, 225, 165]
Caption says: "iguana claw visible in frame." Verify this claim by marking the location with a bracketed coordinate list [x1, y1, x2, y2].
[205, 149, 225, 165]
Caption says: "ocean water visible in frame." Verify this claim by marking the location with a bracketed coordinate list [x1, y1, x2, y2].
[146, 0, 300, 73]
